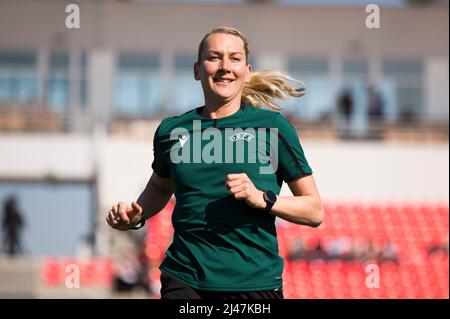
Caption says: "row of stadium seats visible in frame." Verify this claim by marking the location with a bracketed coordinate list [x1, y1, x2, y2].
[144, 201, 449, 299]
[37, 201, 448, 298]
[282, 257, 448, 298]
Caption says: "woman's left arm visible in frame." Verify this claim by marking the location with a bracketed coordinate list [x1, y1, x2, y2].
[269, 175, 324, 227]
[226, 173, 324, 227]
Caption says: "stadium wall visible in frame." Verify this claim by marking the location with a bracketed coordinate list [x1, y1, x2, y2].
[1, 133, 448, 204]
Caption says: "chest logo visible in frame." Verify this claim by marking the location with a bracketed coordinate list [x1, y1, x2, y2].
[228, 132, 255, 142]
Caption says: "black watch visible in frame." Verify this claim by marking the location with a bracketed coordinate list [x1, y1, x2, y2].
[131, 215, 146, 230]
[263, 190, 277, 212]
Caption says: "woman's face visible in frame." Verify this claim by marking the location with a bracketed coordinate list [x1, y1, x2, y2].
[195, 33, 251, 104]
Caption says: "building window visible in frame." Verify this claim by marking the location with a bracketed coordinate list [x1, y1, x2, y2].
[381, 59, 423, 122]
[47, 52, 69, 112]
[0, 51, 38, 104]
[286, 57, 331, 121]
[170, 53, 204, 114]
[114, 53, 162, 117]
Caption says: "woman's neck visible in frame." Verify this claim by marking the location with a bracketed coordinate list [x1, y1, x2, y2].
[201, 99, 242, 119]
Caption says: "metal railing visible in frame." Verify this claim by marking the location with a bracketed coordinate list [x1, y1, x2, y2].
[1, 105, 448, 143]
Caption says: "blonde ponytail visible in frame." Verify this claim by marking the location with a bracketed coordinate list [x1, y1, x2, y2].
[242, 70, 306, 111]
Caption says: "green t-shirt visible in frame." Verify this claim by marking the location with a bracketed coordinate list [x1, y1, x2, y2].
[151, 102, 312, 291]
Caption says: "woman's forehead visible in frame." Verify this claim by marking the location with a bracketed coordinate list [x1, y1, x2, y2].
[204, 33, 245, 53]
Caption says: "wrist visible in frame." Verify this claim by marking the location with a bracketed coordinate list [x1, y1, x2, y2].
[131, 213, 146, 230]
[262, 190, 277, 212]
[257, 190, 266, 210]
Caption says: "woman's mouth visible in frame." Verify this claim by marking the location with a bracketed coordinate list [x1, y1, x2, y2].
[213, 78, 234, 84]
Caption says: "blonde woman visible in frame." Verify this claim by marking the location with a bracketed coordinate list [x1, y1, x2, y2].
[106, 27, 323, 299]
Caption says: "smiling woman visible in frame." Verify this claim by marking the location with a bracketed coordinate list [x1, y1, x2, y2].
[194, 27, 305, 117]
[106, 26, 323, 300]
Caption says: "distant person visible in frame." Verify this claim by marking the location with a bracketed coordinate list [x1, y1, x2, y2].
[306, 240, 329, 261]
[377, 243, 399, 264]
[427, 241, 449, 256]
[368, 85, 385, 121]
[136, 246, 153, 294]
[113, 252, 140, 293]
[1, 196, 25, 256]
[337, 88, 353, 138]
[338, 89, 353, 125]
[286, 239, 305, 261]
[361, 241, 377, 262]
[399, 103, 416, 124]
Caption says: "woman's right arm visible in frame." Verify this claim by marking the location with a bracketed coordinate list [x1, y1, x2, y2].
[136, 172, 174, 222]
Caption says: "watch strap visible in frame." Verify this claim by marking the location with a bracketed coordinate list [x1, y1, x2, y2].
[131, 215, 146, 230]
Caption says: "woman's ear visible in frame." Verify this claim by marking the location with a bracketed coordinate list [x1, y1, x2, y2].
[194, 62, 200, 81]
[245, 64, 252, 82]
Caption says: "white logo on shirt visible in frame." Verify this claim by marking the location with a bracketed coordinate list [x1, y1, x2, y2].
[228, 132, 255, 142]
[179, 135, 189, 147]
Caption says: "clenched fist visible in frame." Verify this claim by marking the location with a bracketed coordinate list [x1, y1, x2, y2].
[225, 173, 265, 210]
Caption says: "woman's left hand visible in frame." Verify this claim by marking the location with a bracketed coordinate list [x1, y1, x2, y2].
[226, 173, 266, 210]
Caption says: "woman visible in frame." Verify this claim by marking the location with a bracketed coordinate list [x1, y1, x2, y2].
[106, 26, 323, 299]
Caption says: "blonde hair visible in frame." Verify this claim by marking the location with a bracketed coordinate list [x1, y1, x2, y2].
[197, 26, 305, 111]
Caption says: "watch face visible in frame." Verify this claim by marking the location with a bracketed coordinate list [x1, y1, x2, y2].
[265, 190, 277, 204]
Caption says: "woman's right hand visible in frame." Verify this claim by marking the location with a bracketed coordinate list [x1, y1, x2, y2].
[106, 201, 143, 231]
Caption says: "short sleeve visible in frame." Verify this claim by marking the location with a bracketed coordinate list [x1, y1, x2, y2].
[151, 125, 171, 178]
[274, 113, 313, 182]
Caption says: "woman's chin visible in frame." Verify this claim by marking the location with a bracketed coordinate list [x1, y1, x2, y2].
[212, 90, 238, 102]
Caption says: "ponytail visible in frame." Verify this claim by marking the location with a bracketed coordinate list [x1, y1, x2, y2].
[242, 70, 305, 111]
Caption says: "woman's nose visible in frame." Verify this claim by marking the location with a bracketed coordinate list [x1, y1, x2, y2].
[219, 58, 231, 71]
